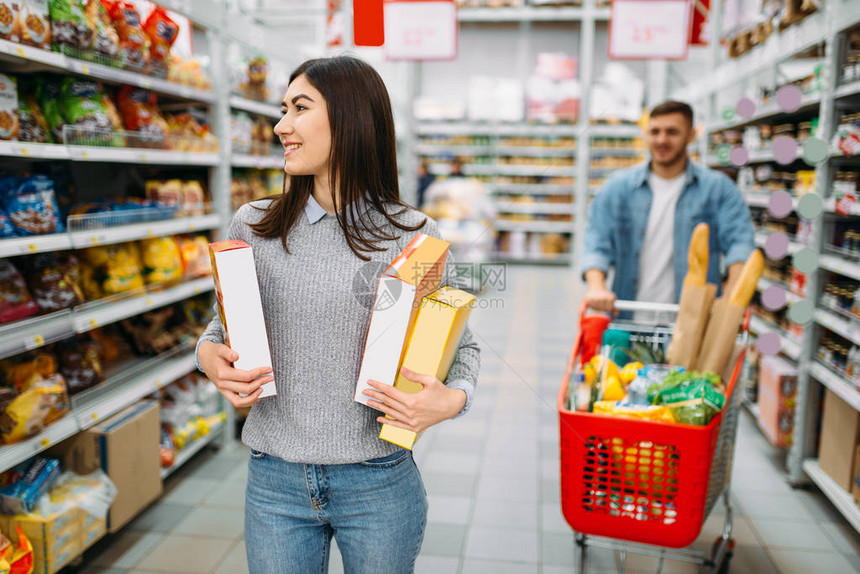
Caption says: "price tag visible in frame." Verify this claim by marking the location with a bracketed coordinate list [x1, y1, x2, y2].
[15, 46, 25, 58]
[609, 0, 691, 60]
[27, 243, 38, 253]
[143, 79, 151, 89]
[91, 236, 99, 246]
[155, 379, 163, 389]
[81, 151, 89, 160]
[193, 285, 202, 295]
[91, 412, 98, 422]
[189, 223, 195, 232]
[39, 437, 50, 448]
[146, 297, 154, 307]
[146, 229, 155, 237]
[140, 154, 148, 163]
[25, 334, 45, 350]
[89, 318, 98, 329]
[81, 65, 90, 74]
[19, 146, 29, 157]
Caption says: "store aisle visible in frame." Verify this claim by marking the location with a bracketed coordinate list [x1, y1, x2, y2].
[73, 267, 860, 574]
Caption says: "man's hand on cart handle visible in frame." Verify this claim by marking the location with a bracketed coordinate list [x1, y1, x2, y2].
[584, 269, 617, 312]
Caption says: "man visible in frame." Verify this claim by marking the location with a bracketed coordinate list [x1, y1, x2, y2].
[581, 101, 755, 312]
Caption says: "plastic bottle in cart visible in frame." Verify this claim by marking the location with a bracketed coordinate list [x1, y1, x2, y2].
[626, 368, 653, 406]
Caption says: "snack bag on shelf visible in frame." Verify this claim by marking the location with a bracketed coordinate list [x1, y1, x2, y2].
[79, 242, 145, 298]
[58, 77, 113, 140]
[239, 56, 270, 102]
[106, 0, 147, 72]
[49, 0, 92, 54]
[56, 336, 103, 394]
[22, 252, 83, 312]
[16, 88, 51, 144]
[36, 470, 115, 522]
[19, 0, 50, 49]
[667, 223, 717, 369]
[142, 6, 178, 78]
[33, 75, 63, 142]
[176, 235, 211, 278]
[83, 0, 117, 60]
[0, 175, 64, 235]
[139, 236, 183, 284]
[7, 525, 33, 574]
[0, 74, 19, 142]
[0, 2, 20, 42]
[117, 85, 166, 143]
[0, 261, 40, 324]
[0, 353, 57, 393]
[179, 180, 206, 216]
[0, 373, 69, 443]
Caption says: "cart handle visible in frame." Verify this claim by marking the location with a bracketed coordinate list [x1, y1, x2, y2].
[613, 300, 680, 314]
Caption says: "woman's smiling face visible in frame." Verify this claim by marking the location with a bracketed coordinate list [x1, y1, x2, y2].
[274, 74, 332, 179]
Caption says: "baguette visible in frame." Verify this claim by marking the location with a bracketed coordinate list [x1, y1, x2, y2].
[729, 249, 764, 307]
[684, 223, 709, 286]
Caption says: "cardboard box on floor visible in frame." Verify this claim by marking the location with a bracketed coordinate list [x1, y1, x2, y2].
[380, 287, 475, 450]
[756, 355, 798, 448]
[87, 401, 163, 532]
[818, 389, 860, 491]
[852, 445, 860, 506]
[209, 239, 276, 398]
[354, 234, 449, 407]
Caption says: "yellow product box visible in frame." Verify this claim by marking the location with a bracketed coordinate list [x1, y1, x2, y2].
[380, 287, 475, 449]
[354, 233, 449, 407]
[209, 240, 276, 398]
[0, 507, 82, 553]
[31, 535, 79, 574]
[80, 514, 107, 550]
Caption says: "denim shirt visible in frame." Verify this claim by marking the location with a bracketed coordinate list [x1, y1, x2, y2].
[581, 161, 755, 303]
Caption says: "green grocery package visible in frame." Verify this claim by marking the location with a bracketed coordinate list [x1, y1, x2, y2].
[650, 371, 726, 426]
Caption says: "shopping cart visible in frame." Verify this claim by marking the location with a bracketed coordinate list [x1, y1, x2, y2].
[557, 300, 749, 574]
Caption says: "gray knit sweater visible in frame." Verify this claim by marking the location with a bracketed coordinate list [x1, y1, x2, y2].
[198, 197, 481, 464]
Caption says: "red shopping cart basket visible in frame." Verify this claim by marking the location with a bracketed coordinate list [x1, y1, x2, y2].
[557, 301, 747, 550]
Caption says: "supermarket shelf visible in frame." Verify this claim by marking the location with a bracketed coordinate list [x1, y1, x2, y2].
[587, 125, 642, 138]
[0, 234, 73, 258]
[835, 80, 860, 100]
[758, 277, 803, 304]
[490, 251, 571, 265]
[0, 39, 215, 103]
[673, 12, 829, 102]
[589, 148, 642, 158]
[458, 6, 609, 22]
[466, 165, 576, 177]
[73, 351, 198, 431]
[231, 154, 285, 169]
[72, 277, 214, 333]
[65, 146, 220, 165]
[809, 362, 860, 412]
[745, 193, 771, 208]
[229, 96, 282, 119]
[815, 308, 860, 345]
[418, 144, 575, 157]
[494, 220, 572, 233]
[69, 214, 221, 249]
[496, 203, 574, 215]
[0, 141, 70, 160]
[749, 314, 801, 360]
[820, 254, 860, 282]
[707, 91, 822, 133]
[0, 414, 80, 475]
[802, 460, 860, 534]
[487, 183, 574, 195]
[161, 418, 225, 480]
[824, 197, 860, 216]
[417, 122, 580, 137]
[0, 310, 74, 361]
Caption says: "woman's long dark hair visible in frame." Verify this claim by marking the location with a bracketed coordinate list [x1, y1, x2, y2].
[250, 56, 424, 260]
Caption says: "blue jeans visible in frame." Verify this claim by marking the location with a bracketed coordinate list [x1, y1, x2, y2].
[245, 448, 428, 574]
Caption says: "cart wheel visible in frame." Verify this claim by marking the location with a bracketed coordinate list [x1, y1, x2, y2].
[712, 537, 735, 574]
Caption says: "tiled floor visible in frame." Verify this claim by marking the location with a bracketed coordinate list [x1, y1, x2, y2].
[70, 267, 860, 573]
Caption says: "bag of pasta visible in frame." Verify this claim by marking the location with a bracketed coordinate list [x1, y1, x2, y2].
[107, 0, 146, 72]
[19, 0, 50, 49]
[0, 373, 69, 443]
[49, 0, 92, 53]
[142, 6, 178, 78]
[83, 0, 118, 61]
[79, 242, 144, 298]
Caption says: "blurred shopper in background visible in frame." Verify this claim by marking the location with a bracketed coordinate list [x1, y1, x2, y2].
[581, 101, 755, 312]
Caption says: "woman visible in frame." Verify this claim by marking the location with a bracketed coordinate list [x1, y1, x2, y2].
[196, 56, 480, 573]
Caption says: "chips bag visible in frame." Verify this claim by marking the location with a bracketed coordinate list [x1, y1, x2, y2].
[142, 6, 178, 78]
[19, 0, 51, 49]
[107, 0, 147, 71]
[140, 236, 183, 284]
[49, 0, 92, 53]
[0, 260, 37, 324]
[84, 0, 119, 60]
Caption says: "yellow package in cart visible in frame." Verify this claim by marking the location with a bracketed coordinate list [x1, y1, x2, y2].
[380, 287, 475, 450]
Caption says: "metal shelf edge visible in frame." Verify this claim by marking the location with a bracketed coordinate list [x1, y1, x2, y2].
[814, 308, 860, 345]
[69, 214, 221, 248]
[820, 254, 860, 282]
[809, 362, 860, 412]
[802, 459, 860, 534]
[229, 96, 282, 119]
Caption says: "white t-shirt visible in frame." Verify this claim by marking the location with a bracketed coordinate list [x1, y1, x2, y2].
[635, 171, 686, 309]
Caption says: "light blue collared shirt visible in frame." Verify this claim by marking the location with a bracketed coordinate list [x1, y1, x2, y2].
[304, 194, 371, 224]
